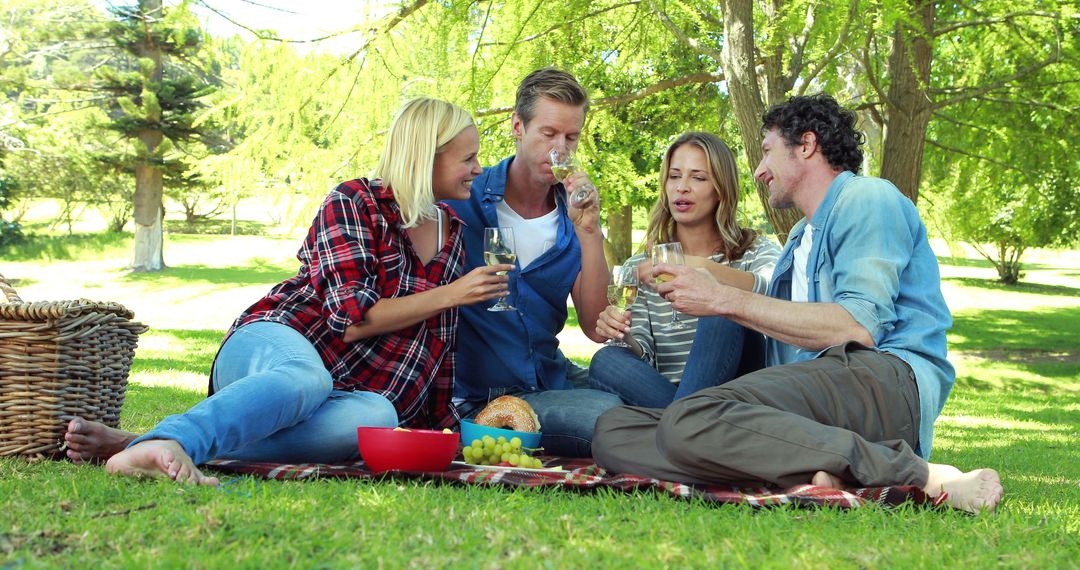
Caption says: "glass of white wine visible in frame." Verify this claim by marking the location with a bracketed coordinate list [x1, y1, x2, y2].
[651, 242, 690, 330]
[605, 263, 640, 347]
[483, 227, 517, 312]
[549, 148, 596, 209]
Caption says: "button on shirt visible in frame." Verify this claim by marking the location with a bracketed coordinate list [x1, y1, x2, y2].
[229, 179, 464, 429]
[443, 156, 582, 401]
[765, 172, 955, 458]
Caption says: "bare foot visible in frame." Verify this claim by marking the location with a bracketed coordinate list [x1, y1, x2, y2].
[924, 464, 1003, 514]
[64, 417, 137, 463]
[811, 471, 847, 489]
[105, 439, 220, 486]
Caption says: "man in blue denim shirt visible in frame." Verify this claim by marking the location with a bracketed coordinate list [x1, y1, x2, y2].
[594, 94, 1002, 513]
[444, 68, 622, 457]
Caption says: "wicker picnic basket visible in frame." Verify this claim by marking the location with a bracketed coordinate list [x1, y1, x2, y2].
[0, 272, 147, 459]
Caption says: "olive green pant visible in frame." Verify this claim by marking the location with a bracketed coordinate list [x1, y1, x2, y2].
[592, 343, 929, 488]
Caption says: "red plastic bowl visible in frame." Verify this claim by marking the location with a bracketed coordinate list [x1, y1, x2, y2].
[356, 427, 460, 473]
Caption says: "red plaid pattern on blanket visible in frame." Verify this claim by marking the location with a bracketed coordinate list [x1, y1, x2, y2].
[206, 456, 933, 509]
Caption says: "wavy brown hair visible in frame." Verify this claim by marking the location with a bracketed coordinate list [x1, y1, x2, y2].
[644, 132, 757, 261]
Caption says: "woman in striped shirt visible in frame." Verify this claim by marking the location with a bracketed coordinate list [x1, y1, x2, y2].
[589, 132, 780, 407]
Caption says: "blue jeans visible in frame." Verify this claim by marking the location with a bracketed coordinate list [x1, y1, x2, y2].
[588, 316, 747, 408]
[459, 387, 623, 458]
[130, 322, 398, 464]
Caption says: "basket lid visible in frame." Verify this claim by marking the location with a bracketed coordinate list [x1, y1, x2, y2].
[0, 272, 139, 321]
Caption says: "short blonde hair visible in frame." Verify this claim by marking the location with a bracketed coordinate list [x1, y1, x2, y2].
[645, 132, 756, 261]
[374, 98, 475, 228]
[514, 67, 589, 125]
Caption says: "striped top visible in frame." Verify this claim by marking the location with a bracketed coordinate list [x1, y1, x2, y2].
[627, 235, 781, 383]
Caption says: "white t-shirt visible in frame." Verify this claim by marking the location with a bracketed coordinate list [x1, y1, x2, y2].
[792, 224, 814, 303]
[495, 200, 560, 269]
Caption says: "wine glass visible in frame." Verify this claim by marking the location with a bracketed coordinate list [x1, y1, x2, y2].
[605, 263, 640, 347]
[483, 227, 517, 312]
[549, 148, 596, 209]
[651, 242, 689, 330]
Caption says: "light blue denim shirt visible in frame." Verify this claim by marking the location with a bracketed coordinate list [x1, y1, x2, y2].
[765, 171, 955, 459]
[442, 156, 581, 402]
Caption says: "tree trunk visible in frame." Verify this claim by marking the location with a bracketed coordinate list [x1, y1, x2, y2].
[720, 0, 803, 242]
[604, 203, 634, 265]
[130, 0, 166, 272]
[132, 158, 165, 271]
[879, 0, 934, 204]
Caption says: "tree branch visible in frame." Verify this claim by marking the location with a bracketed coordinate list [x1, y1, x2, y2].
[925, 138, 1024, 173]
[797, 0, 859, 95]
[648, 1, 724, 62]
[786, 1, 816, 90]
[479, 1, 641, 47]
[474, 72, 725, 117]
[933, 10, 1067, 37]
[932, 43, 1063, 110]
[858, 14, 890, 108]
[192, 0, 364, 44]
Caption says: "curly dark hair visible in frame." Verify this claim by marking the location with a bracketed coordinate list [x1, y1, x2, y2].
[760, 93, 865, 174]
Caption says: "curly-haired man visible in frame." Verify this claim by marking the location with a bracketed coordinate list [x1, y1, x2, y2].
[593, 94, 1003, 513]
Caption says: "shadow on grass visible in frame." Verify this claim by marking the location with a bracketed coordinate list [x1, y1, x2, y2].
[950, 306, 1080, 354]
[133, 329, 225, 376]
[936, 255, 1056, 271]
[123, 263, 295, 287]
[164, 219, 273, 236]
[943, 277, 1080, 298]
[0, 231, 130, 261]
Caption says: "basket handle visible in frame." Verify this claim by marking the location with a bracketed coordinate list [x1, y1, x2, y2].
[0, 272, 24, 304]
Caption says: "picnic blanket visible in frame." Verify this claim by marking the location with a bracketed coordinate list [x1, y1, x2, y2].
[206, 456, 937, 509]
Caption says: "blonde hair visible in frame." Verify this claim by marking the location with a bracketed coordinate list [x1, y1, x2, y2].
[645, 132, 757, 261]
[374, 98, 475, 228]
[514, 67, 589, 125]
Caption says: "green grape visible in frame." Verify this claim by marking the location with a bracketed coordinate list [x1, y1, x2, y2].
[462, 447, 473, 460]
[482, 435, 495, 445]
[508, 454, 520, 466]
[496, 436, 507, 444]
[510, 437, 522, 451]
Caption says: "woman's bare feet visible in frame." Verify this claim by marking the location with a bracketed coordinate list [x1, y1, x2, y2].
[924, 464, 1003, 514]
[811, 471, 847, 489]
[105, 439, 220, 486]
[63, 417, 137, 463]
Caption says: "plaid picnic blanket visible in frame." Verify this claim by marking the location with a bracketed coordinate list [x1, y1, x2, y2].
[206, 456, 935, 509]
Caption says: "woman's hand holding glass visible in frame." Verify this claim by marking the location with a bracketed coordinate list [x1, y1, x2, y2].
[446, 265, 514, 307]
[483, 227, 518, 312]
[600, 264, 639, 347]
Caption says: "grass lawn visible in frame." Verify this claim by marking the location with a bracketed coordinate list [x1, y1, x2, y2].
[1, 232, 1078, 568]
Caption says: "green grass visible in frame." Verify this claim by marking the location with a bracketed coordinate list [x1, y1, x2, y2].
[2, 233, 1079, 567]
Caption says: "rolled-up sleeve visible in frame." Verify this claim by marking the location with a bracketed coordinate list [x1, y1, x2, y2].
[310, 189, 383, 336]
[826, 186, 914, 345]
[738, 236, 781, 295]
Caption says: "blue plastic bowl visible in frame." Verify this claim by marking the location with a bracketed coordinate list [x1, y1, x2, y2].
[459, 419, 542, 450]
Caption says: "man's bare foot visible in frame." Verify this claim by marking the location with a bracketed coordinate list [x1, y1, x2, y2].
[105, 440, 219, 486]
[63, 417, 137, 463]
[924, 464, 1003, 514]
[811, 471, 847, 489]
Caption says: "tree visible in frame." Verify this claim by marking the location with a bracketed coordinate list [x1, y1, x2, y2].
[95, 0, 213, 271]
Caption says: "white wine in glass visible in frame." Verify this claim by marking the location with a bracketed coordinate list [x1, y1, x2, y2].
[605, 263, 639, 347]
[549, 148, 595, 209]
[484, 227, 517, 312]
[651, 242, 689, 330]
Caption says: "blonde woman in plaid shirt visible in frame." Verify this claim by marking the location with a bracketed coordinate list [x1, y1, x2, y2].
[62, 99, 512, 485]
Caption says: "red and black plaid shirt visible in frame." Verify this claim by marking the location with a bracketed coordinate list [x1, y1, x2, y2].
[230, 179, 464, 429]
